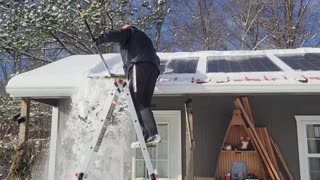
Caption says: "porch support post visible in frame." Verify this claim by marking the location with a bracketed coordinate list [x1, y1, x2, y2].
[48, 106, 59, 180]
[185, 98, 194, 180]
[19, 98, 30, 144]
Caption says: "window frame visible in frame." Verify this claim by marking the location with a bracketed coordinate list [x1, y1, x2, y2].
[132, 110, 182, 180]
[135, 122, 170, 179]
[296, 115, 320, 180]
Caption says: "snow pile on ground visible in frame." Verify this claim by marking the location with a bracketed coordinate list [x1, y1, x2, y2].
[55, 77, 134, 180]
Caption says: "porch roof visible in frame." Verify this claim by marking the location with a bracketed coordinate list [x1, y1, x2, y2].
[6, 48, 320, 98]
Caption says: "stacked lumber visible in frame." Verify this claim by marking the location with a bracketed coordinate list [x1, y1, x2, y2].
[256, 128, 284, 179]
[234, 97, 293, 180]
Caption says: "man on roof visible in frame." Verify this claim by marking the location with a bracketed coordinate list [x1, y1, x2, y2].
[94, 22, 161, 148]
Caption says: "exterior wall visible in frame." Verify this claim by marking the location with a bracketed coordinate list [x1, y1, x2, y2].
[153, 94, 320, 179]
[55, 99, 72, 179]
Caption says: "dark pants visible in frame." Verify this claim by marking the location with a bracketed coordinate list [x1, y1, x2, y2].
[128, 63, 159, 140]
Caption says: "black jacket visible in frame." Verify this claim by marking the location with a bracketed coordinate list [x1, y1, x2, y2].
[96, 26, 160, 75]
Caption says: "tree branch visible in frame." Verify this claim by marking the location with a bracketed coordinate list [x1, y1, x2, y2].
[49, 31, 76, 55]
[252, 35, 269, 50]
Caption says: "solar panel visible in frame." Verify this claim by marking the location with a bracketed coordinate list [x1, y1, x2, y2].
[240, 59, 255, 71]
[159, 60, 168, 74]
[208, 60, 219, 72]
[277, 53, 320, 71]
[207, 56, 281, 73]
[218, 59, 231, 72]
[229, 61, 242, 72]
[163, 58, 199, 74]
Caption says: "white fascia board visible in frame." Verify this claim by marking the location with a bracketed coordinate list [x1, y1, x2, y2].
[9, 84, 320, 98]
[6, 86, 76, 98]
[6, 73, 81, 98]
[154, 84, 320, 95]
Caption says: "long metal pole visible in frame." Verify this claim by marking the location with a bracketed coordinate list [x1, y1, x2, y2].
[78, 6, 114, 77]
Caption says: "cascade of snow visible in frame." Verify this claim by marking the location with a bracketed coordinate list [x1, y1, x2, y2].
[55, 77, 134, 180]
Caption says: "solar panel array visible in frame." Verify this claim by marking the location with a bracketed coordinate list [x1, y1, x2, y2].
[207, 56, 281, 73]
[277, 53, 320, 71]
[159, 53, 320, 74]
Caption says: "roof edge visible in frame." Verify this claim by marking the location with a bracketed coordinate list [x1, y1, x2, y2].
[6, 86, 75, 98]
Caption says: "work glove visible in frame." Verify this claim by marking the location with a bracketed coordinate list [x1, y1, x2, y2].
[92, 37, 99, 45]
[93, 36, 105, 46]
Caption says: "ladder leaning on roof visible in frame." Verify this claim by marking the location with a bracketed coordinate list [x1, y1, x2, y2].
[75, 79, 157, 180]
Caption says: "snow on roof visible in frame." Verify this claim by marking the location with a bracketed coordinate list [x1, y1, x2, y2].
[6, 48, 320, 98]
[5, 53, 120, 98]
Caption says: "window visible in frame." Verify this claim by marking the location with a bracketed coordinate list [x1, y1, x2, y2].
[277, 53, 320, 71]
[133, 111, 182, 180]
[207, 56, 281, 73]
[163, 58, 198, 74]
[307, 125, 320, 179]
[296, 116, 320, 180]
[135, 124, 169, 178]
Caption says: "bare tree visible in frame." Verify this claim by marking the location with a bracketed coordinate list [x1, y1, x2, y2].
[161, 0, 320, 51]
[218, 0, 270, 50]
[259, 0, 317, 48]
[163, 0, 229, 51]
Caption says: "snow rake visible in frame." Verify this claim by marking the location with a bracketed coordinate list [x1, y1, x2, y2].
[77, 5, 117, 78]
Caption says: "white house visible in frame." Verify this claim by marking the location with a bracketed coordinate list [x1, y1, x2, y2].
[6, 48, 320, 180]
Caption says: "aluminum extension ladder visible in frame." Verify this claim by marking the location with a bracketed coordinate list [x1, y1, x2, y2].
[76, 79, 157, 180]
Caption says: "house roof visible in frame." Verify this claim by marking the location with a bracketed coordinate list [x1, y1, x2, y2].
[6, 48, 320, 98]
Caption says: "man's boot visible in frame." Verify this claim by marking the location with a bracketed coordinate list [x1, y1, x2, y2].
[131, 107, 161, 148]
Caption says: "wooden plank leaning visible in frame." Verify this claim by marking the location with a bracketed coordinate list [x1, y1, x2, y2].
[234, 98, 280, 180]
[247, 128, 275, 179]
[257, 128, 285, 179]
[270, 137, 294, 180]
[241, 97, 255, 126]
[184, 99, 195, 180]
[260, 128, 279, 171]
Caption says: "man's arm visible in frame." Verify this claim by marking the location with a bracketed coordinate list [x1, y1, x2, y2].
[95, 28, 132, 45]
